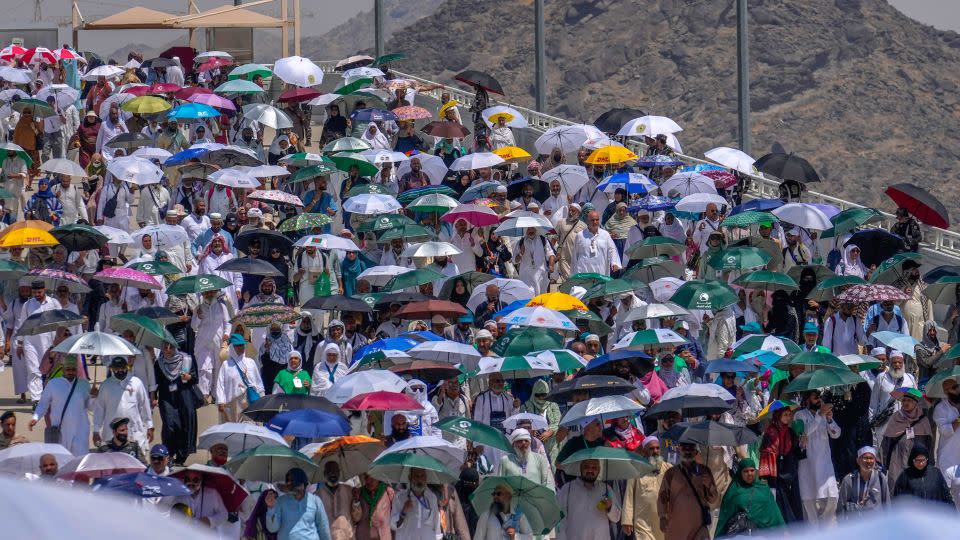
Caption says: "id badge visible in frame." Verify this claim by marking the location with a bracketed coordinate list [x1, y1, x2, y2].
[168, 382, 178, 392]
[905, 427, 915, 440]
[292, 377, 303, 389]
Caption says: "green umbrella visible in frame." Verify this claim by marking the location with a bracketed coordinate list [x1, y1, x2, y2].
[50, 223, 108, 251]
[731, 335, 802, 358]
[670, 279, 738, 310]
[624, 236, 685, 259]
[228, 63, 272, 81]
[559, 446, 655, 480]
[807, 275, 867, 302]
[109, 312, 177, 348]
[277, 213, 333, 233]
[12, 99, 54, 117]
[396, 186, 458, 205]
[369, 453, 456, 484]
[0, 187, 14, 199]
[869, 252, 922, 285]
[0, 143, 33, 167]
[382, 267, 445, 292]
[0, 259, 27, 279]
[536, 349, 589, 371]
[560, 308, 613, 336]
[438, 271, 495, 300]
[786, 264, 836, 282]
[492, 327, 564, 357]
[372, 52, 407, 67]
[617, 329, 687, 348]
[782, 367, 864, 393]
[733, 270, 798, 292]
[925, 366, 960, 398]
[407, 193, 459, 213]
[582, 278, 639, 301]
[923, 276, 960, 305]
[436, 416, 514, 454]
[357, 214, 417, 233]
[773, 351, 848, 370]
[287, 163, 339, 184]
[279, 152, 332, 168]
[470, 355, 556, 379]
[166, 274, 233, 295]
[347, 183, 393, 197]
[334, 77, 374, 95]
[623, 257, 684, 282]
[322, 137, 372, 153]
[822, 207, 883, 238]
[470, 476, 562, 535]
[354, 293, 385, 309]
[708, 246, 771, 270]
[223, 445, 319, 483]
[377, 224, 436, 244]
[127, 260, 180, 276]
[721, 210, 778, 229]
[214, 79, 265, 95]
[559, 272, 612, 294]
[330, 153, 379, 176]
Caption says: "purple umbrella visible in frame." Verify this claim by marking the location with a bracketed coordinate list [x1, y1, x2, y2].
[93, 267, 162, 290]
[188, 93, 236, 111]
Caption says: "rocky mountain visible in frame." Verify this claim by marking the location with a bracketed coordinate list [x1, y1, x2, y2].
[381, 0, 960, 221]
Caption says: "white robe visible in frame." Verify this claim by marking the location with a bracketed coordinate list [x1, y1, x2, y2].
[215, 354, 265, 405]
[96, 298, 124, 336]
[390, 488, 439, 540]
[933, 400, 960, 470]
[52, 183, 88, 224]
[442, 230, 482, 275]
[137, 184, 171, 226]
[869, 371, 917, 418]
[96, 117, 128, 152]
[13, 296, 63, 400]
[426, 261, 460, 297]
[95, 181, 133, 230]
[310, 361, 348, 397]
[32, 376, 92, 456]
[92, 374, 153, 449]
[795, 409, 841, 500]
[822, 313, 866, 357]
[171, 487, 228, 529]
[206, 187, 237, 218]
[191, 299, 231, 395]
[515, 236, 554, 296]
[571, 229, 621, 276]
[474, 510, 533, 540]
[199, 252, 242, 311]
[490, 126, 516, 150]
[182, 213, 211, 243]
[556, 479, 622, 540]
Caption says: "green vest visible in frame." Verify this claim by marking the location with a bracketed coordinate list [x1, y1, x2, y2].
[274, 369, 312, 395]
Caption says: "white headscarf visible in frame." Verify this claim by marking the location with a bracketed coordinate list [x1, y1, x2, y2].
[269, 134, 291, 156]
[406, 378, 429, 404]
[322, 342, 341, 365]
[658, 212, 686, 242]
[361, 123, 391, 150]
[840, 244, 867, 278]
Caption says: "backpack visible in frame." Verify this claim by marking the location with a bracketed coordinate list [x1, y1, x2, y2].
[31, 197, 52, 223]
[871, 313, 904, 333]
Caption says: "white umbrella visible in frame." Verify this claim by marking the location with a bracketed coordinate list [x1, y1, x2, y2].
[535, 349, 589, 371]
[294, 234, 360, 251]
[131, 147, 173, 161]
[466, 278, 535, 311]
[622, 302, 690, 323]
[482, 105, 528, 128]
[664, 133, 683, 153]
[273, 55, 324, 87]
[195, 50, 233, 62]
[705, 146, 757, 175]
[342, 66, 384, 79]
[730, 334, 794, 357]
[613, 328, 688, 349]
[534, 124, 605, 154]
[82, 64, 125, 81]
[648, 277, 684, 302]
[99, 93, 135, 119]
[106, 156, 162, 186]
[401, 241, 462, 259]
[494, 212, 554, 237]
[243, 165, 290, 177]
[326, 370, 408, 404]
[198, 423, 289, 455]
[52, 331, 141, 356]
[94, 225, 134, 245]
[131, 224, 189, 248]
[376, 435, 466, 472]
[396, 153, 448, 185]
[0, 88, 29, 103]
[40, 158, 87, 177]
[208, 167, 261, 189]
[342, 194, 402, 214]
[357, 265, 410, 287]
[359, 149, 410, 164]
[503, 412, 549, 431]
[35, 84, 79, 110]
[449, 152, 505, 171]
[540, 164, 589, 195]
[772, 203, 832, 230]
[0, 66, 33, 84]
[122, 59, 141, 69]
[407, 340, 483, 371]
[242, 103, 293, 129]
[660, 172, 717, 196]
[0, 443, 72, 476]
[560, 395, 644, 427]
[616, 115, 683, 137]
[661, 383, 735, 402]
[500, 306, 577, 331]
[674, 193, 729, 213]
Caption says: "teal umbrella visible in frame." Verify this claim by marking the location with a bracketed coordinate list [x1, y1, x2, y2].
[807, 275, 867, 302]
[382, 267, 445, 292]
[560, 308, 613, 336]
[436, 416, 514, 454]
[720, 210, 778, 229]
[215, 79, 266, 95]
[227, 63, 272, 81]
[127, 260, 180, 276]
[582, 278, 640, 301]
[559, 272, 612, 294]
[287, 163, 339, 184]
[0, 259, 28, 279]
[356, 214, 417, 233]
[670, 279, 738, 310]
[223, 445, 318, 483]
[166, 274, 233, 295]
[109, 313, 177, 348]
[624, 236, 685, 259]
[822, 207, 883, 238]
[491, 327, 564, 357]
[470, 476, 562, 535]
[322, 137, 372, 153]
[346, 184, 393, 197]
[773, 351, 848, 370]
[437, 271, 495, 300]
[782, 368, 864, 393]
[925, 366, 960, 398]
[869, 252, 922, 285]
[733, 270, 798, 292]
[377, 224, 436, 244]
[623, 257, 684, 282]
[559, 446, 655, 480]
[369, 453, 456, 484]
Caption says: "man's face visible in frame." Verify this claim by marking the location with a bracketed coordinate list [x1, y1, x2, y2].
[39, 455, 58, 476]
[583, 419, 602, 440]
[580, 459, 600, 482]
[114, 422, 129, 441]
[391, 414, 408, 434]
[410, 468, 427, 491]
[550, 180, 561, 196]
[1, 415, 15, 437]
[643, 441, 661, 458]
[943, 380, 960, 401]
[195, 201, 206, 215]
[492, 485, 512, 511]
[679, 443, 698, 463]
[804, 331, 818, 346]
[32, 286, 45, 302]
[183, 472, 202, 495]
[705, 204, 718, 220]
[108, 107, 119, 123]
[330, 325, 343, 340]
[890, 356, 905, 371]
[325, 462, 341, 484]
[858, 452, 876, 472]
[489, 375, 505, 393]
[587, 211, 600, 232]
[151, 454, 169, 472]
[455, 220, 468, 234]
[410, 157, 422, 172]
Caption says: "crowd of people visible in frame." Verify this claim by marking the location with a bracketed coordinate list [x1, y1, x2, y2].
[0, 42, 958, 540]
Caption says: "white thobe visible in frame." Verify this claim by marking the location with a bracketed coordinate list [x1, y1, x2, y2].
[96, 298, 125, 336]
[706, 309, 737, 360]
[692, 217, 721, 253]
[515, 236, 554, 296]
[199, 252, 242, 311]
[442, 230, 482, 274]
[206, 187, 237, 217]
[136, 184, 171, 226]
[32, 376, 92, 456]
[215, 355, 264, 405]
[96, 118, 128, 152]
[933, 400, 960, 470]
[380, 248, 413, 269]
[92, 375, 153, 449]
[14, 296, 63, 400]
[166, 66, 186, 86]
[572, 229, 621, 276]
[474, 510, 533, 540]
[473, 390, 517, 464]
[95, 181, 133, 230]
[172, 487, 228, 529]
[822, 313, 866, 356]
[52, 183, 88, 224]
[390, 488, 439, 540]
[575, 178, 610, 210]
[191, 300, 231, 395]
[182, 214, 211, 243]
[795, 409, 841, 501]
[490, 126, 516, 150]
[541, 194, 567, 219]
[2, 156, 27, 220]
[556, 479, 622, 540]
[868, 371, 917, 418]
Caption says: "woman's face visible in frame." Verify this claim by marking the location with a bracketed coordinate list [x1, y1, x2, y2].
[850, 248, 860, 261]
[455, 281, 466, 294]
[779, 409, 794, 426]
[740, 466, 757, 485]
[142, 235, 153, 250]
[902, 396, 917, 412]
[289, 355, 301, 371]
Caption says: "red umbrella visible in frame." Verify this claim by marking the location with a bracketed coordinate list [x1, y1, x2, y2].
[169, 464, 249, 512]
[55, 48, 81, 61]
[834, 284, 910, 303]
[279, 87, 322, 103]
[396, 299, 468, 319]
[120, 86, 150, 96]
[0, 45, 25, 62]
[149, 83, 182, 95]
[22, 47, 57, 65]
[703, 169, 737, 189]
[885, 183, 950, 229]
[341, 391, 424, 411]
[197, 57, 233, 72]
[174, 86, 213, 100]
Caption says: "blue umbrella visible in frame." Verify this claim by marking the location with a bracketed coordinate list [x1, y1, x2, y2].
[164, 147, 209, 167]
[168, 103, 220, 120]
[680, 163, 725, 173]
[704, 359, 760, 374]
[735, 349, 781, 368]
[400, 330, 445, 342]
[584, 349, 654, 374]
[353, 336, 422, 364]
[493, 299, 532, 319]
[630, 195, 675, 211]
[93, 472, 191, 498]
[597, 173, 656, 195]
[460, 181, 502, 203]
[267, 409, 351, 439]
[637, 155, 684, 167]
[350, 108, 398, 123]
[729, 198, 783, 215]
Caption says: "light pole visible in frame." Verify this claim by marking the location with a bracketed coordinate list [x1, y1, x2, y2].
[737, 0, 751, 154]
[374, 0, 385, 59]
[534, 0, 546, 111]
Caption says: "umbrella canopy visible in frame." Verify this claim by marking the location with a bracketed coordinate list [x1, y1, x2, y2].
[773, 351, 848, 370]
[593, 107, 647, 133]
[21, 268, 89, 293]
[198, 422, 288, 454]
[407, 340, 482, 370]
[94, 267, 161, 290]
[585, 145, 638, 166]
[704, 146, 757, 175]
[676, 420, 759, 447]
[436, 416, 514, 454]
[474, 355, 556, 379]
[342, 193, 402, 214]
[15, 309, 82, 336]
[545, 375, 636, 402]
[833, 284, 910, 303]
[783, 368, 864, 393]
[40, 157, 87, 177]
[527, 291, 588, 312]
[708, 246, 771, 271]
[454, 69, 504, 94]
[326, 370, 409, 404]
[224, 445, 318, 483]
[482, 105, 528, 128]
[720, 210, 778, 229]
[923, 276, 960, 304]
[559, 446, 654, 480]
[267, 409, 352, 439]
[58, 452, 145, 482]
[369, 452, 456, 485]
[441, 204, 500, 227]
[401, 241, 462, 259]
[169, 464, 249, 512]
[302, 294, 373, 312]
[109, 312, 176, 348]
[823, 207, 884, 238]
[670, 279, 737, 310]
[705, 359, 761, 373]
[470, 476, 562, 535]
[381, 267, 445, 292]
[396, 299, 466, 319]
[92, 472, 190, 498]
[730, 334, 802, 358]
[869, 252, 923, 285]
[754, 152, 820, 183]
[925, 366, 960, 398]
[105, 156, 163, 186]
[0, 227, 58, 248]
[311, 436, 385, 479]
[166, 274, 233, 295]
[621, 302, 690, 323]
[559, 395, 644, 427]
[491, 327, 565, 357]
[733, 270, 798, 292]
[659, 172, 717, 197]
[51, 331, 140, 357]
[277, 213, 333, 233]
[273, 55, 324, 87]
[645, 383, 735, 419]
[806, 275, 868, 302]
[242, 393, 345, 423]
[772, 203, 833, 230]
[231, 304, 300, 328]
[242, 103, 293, 129]
[617, 115, 683, 137]
[0, 442, 72, 476]
[535, 124, 605, 154]
[216, 257, 284, 276]
[886, 183, 949, 228]
[844, 229, 906, 267]
[501, 306, 578, 332]
[870, 331, 919, 353]
[613, 329, 687, 350]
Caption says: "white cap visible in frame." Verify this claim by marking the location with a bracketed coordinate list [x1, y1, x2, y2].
[509, 428, 531, 443]
[475, 329, 493, 340]
[209, 212, 223, 220]
[569, 203, 582, 211]
[870, 347, 886, 357]
[890, 349, 904, 359]
[527, 201, 540, 209]
[248, 208, 262, 219]
[494, 185, 507, 194]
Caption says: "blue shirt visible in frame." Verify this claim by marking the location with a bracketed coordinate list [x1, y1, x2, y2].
[302, 190, 337, 233]
[862, 303, 903, 332]
[191, 228, 234, 257]
[266, 492, 332, 540]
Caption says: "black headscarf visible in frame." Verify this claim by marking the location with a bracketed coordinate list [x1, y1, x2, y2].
[892, 445, 955, 505]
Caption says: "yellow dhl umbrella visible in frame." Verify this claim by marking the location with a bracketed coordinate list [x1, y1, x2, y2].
[438, 99, 459, 119]
[121, 95, 172, 115]
[492, 146, 532, 162]
[527, 292, 588, 312]
[0, 219, 54, 242]
[0, 227, 59, 248]
[585, 145, 638, 165]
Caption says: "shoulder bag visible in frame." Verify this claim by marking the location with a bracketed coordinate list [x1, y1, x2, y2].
[44, 378, 78, 444]
[232, 360, 261, 403]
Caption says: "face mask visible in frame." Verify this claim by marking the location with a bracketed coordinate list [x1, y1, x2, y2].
[115, 433, 128, 444]
[325, 478, 339, 488]
[113, 369, 128, 380]
[493, 501, 507, 514]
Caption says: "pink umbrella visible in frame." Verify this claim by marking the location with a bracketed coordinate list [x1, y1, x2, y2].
[246, 189, 304, 207]
[440, 203, 500, 227]
[198, 58, 233, 72]
[93, 266, 162, 290]
[149, 83, 182, 95]
[703, 169, 737, 189]
[169, 464, 249, 512]
[188, 93, 236, 111]
[121, 86, 150, 96]
[58, 452, 145, 482]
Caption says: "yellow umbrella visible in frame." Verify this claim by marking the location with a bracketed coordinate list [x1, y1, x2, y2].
[0, 220, 54, 242]
[438, 100, 459, 119]
[585, 145, 638, 165]
[488, 111, 515, 124]
[493, 146, 532, 162]
[121, 96, 172, 115]
[527, 292, 588, 312]
[0, 227, 59, 248]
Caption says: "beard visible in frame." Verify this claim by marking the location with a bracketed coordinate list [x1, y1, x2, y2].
[647, 456, 664, 469]
[948, 393, 960, 404]
[889, 367, 905, 379]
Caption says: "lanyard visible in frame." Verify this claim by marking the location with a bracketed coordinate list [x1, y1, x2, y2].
[324, 362, 338, 383]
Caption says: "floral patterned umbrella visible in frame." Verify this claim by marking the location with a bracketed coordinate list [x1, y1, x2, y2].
[392, 105, 432, 121]
[93, 267, 162, 290]
[833, 284, 910, 303]
[231, 304, 300, 328]
[246, 189, 304, 208]
[277, 213, 333, 232]
[23, 268, 90, 293]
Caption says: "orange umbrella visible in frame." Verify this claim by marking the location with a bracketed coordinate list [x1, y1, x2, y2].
[493, 146, 532, 162]
[311, 435, 385, 479]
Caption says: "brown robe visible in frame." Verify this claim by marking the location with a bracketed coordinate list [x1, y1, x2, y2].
[657, 463, 719, 540]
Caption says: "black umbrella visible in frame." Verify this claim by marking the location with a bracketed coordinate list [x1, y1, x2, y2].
[105, 133, 155, 152]
[177, 163, 221, 179]
[886, 183, 950, 229]
[133, 306, 180, 324]
[454, 70, 504, 95]
[545, 375, 635, 403]
[437, 271, 495, 300]
[924, 265, 960, 283]
[204, 148, 263, 168]
[216, 257, 283, 277]
[16, 309, 83, 336]
[506, 177, 550, 203]
[50, 224, 108, 251]
[844, 229, 906, 267]
[142, 57, 176, 69]
[754, 152, 821, 184]
[234, 230, 293, 256]
[644, 395, 734, 420]
[672, 420, 759, 447]
[242, 393, 347, 423]
[593, 108, 646, 134]
[374, 292, 430, 305]
[302, 295, 373, 312]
